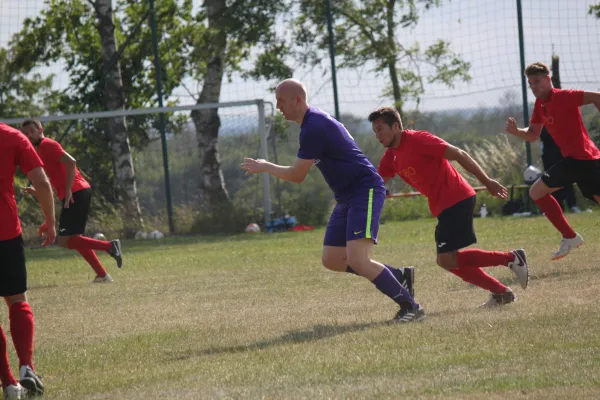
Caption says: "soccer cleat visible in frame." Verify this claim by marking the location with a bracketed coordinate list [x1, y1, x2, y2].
[570, 206, 582, 213]
[479, 289, 516, 308]
[92, 273, 113, 283]
[393, 306, 425, 323]
[19, 365, 44, 397]
[109, 239, 123, 268]
[508, 249, 529, 289]
[4, 383, 27, 400]
[552, 233, 584, 261]
[390, 266, 415, 298]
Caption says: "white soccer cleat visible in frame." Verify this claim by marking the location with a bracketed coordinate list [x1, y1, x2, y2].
[508, 249, 529, 289]
[92, 273, 113, 283]
[4, 383, 27, 400]
[552, 233, 584, 261]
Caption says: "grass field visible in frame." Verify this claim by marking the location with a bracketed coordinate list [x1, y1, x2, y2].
[5, 211, 600, 399]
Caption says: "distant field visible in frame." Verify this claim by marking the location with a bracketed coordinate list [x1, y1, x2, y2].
[7, 211, 600, 399]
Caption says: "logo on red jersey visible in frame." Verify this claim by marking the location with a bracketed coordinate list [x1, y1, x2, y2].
[542, 116, 554, 125]
[400, 167, 416, 177]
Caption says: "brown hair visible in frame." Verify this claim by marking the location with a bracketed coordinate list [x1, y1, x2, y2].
[524, 62, 550, 77]
[367, 106, 403, 130]
[21, 119, 42, 130]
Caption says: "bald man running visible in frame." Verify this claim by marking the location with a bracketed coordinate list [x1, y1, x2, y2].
[241, 79, 424, 322]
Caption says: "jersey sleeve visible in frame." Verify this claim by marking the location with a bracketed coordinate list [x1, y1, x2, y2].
[297, 123, 325, 160]
[530, 99, 543, 124]
[559, 89, 584, 108]
[415, 131, 448, 158]
[40, 139, 66, 162]
[14, 133, 43, 174]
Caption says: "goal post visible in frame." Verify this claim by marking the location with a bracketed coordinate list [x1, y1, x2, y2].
[1, 99, 273, 233]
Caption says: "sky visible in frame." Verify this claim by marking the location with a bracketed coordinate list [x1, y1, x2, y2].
[1, 0, 599, 118]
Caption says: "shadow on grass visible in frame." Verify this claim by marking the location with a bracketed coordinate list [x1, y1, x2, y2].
[169, 306, 478, 362]
[445, 265, 590, 293]
[169, 320, 394, 360]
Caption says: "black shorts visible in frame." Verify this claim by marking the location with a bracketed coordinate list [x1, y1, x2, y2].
[435, 196, 477, 254]
[59, 188, 92, 236]
[541, 157, 600, 202]
[0, 235, 27, 297]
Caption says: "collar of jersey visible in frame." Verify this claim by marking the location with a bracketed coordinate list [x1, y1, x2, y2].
[541, 88, 558, 104]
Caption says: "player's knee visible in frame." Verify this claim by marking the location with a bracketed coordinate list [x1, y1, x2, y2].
[436, 254, 456, 270]
[346, 254, 368, 270]
[528, 186, 538, 199]
[58, 236, 70, 248]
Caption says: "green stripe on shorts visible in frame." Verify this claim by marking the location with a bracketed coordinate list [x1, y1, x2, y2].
[365, 188, 374, 239]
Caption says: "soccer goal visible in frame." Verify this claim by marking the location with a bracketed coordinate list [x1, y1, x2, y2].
[2, 100, 274, 234]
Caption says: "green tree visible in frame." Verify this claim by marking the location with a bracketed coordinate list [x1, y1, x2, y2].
[295, 0, 471, 118]
[186, 0, 292, 212]
[8, 0, 192, 234]
[590, 3, 600, 18]
[0, 48, 58, 118]
[9, 0, 292, 221]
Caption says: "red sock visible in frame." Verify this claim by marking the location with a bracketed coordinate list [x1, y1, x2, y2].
[535, 194, 576, 238]
[67, 235, 111, 252]
[0, 325, 17, 389]
[456, 249, 514, 268]
[9, 302, 34, 369]
[77, 249, 108, 277]
[450, 267, 508, 294]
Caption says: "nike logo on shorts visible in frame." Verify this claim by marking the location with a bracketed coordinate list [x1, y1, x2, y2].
[354, 230, 364, 235]
[437, 242, 446, 248]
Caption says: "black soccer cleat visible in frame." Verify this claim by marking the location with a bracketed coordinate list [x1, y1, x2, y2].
[19, 366, 45, 397]
[393, 306, 426, 323]
[109, 239, 123, 268]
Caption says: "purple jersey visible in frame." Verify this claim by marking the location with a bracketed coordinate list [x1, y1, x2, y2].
[297, 107, 383, 198]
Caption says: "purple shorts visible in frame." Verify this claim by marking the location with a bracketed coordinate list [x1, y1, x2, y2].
[323, 187, 385, 247]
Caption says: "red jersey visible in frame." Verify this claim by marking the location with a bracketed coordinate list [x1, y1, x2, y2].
[530, 88, 600, 160]
[37, 138, 90, 200]
[378, 130, 476, 217]
[0, 123, 44, 241]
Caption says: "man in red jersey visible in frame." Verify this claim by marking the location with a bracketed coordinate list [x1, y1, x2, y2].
[21, 119, 122, 282]
[0, 122, 55, 398]
[368, 107, 529, 307]
[506, 62, 600, 260]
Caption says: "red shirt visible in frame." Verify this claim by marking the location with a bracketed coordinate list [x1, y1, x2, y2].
[0, 123, 44, 241]
[530, 88, 600, 160]
[37, 138, 90, 200]
[378, 130, 476, 217]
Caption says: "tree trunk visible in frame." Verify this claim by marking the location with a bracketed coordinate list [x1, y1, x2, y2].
[190, 0, 231, 210]
[551, 55, 561, 89]
[388, 60, 404, 119]
[386, 0, 404, 119]
[93, 0, 144, 237]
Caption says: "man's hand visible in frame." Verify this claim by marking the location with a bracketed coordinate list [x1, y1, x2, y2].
[505, 117, 519, 135]
[37, 222, 56, 247]
[485, 179, 508, 200]
[64, 190, 74, 208]
[240, 158, 268, 174]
